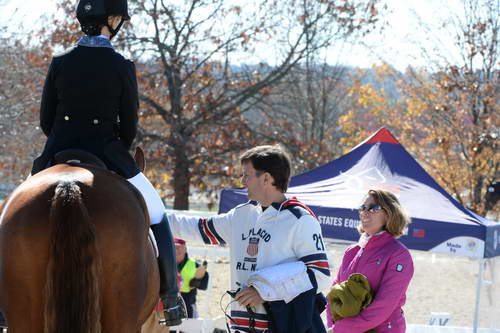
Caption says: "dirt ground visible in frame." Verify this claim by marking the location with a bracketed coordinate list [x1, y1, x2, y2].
[191, 243, 500, 329]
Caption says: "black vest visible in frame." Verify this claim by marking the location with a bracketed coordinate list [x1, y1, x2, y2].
[32, 36, 140, 178]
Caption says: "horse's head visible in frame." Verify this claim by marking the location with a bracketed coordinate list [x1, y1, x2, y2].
[134, 146, 146, 173]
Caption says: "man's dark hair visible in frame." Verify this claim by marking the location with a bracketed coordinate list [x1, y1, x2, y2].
[240, 145, 292, 193]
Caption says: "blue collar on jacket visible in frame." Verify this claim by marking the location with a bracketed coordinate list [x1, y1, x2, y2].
[77, 35, 113, 49]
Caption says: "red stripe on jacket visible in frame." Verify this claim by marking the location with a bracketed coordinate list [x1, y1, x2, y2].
[201, 219, 219, 245]
[283, 197, 317, 218]
[231, 318, 269, 329]
[306, 261, 329, 268]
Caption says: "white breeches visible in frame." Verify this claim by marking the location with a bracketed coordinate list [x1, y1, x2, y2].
[127, 172, 165, 225]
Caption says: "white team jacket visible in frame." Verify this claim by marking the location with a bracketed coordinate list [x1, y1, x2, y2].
[167, 198, 331, 332]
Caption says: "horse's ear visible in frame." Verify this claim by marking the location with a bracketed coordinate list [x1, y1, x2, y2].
[134, 146, 146, 173]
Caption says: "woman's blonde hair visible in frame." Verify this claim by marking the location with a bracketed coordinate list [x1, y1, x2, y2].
[357, 189, 411, 238]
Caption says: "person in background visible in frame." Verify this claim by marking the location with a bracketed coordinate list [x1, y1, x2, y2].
[327, 189, 414, 333]
[175, 238, 209, 319]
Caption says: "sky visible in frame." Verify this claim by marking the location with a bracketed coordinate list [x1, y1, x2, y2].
[0, 0, 464, 71]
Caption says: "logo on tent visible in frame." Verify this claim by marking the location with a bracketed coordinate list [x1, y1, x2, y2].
[341, 167, 387, 190]
[339, 167, 400, 194]
[467, 240, 477, 252]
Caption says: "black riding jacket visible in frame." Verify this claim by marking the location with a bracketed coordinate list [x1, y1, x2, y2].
[32, 36, 140, 178]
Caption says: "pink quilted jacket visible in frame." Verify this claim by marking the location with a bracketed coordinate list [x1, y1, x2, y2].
[327, 232, 414, 333]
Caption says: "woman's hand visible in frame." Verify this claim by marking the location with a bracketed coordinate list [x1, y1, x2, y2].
[327, 328, 334, 333]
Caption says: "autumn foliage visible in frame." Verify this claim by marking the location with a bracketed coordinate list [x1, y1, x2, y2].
[1, 0, 497, 218]
[339, 0, 499, 218]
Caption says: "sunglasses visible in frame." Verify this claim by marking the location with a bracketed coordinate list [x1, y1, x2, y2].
[358, 204, 383, 213]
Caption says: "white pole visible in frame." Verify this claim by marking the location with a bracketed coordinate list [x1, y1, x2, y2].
[202, 250, 211, 333]
[473, 258, 485, 333]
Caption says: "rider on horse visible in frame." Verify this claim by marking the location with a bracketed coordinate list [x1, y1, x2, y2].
[30, 0, 186, 325]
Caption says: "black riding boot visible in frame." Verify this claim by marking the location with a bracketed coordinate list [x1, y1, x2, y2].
[0, 311, 6, 328]
[150, 215, 187, 326]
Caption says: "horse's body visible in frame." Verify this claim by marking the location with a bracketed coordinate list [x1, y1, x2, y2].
[0, 163, 160, 333]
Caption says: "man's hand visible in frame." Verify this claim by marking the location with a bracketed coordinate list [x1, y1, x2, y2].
[235, 286, 264, 307]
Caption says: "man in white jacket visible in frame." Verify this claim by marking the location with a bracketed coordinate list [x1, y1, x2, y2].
[167, 145, 331, 332]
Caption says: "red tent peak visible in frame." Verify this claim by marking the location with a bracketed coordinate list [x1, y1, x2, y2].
[365, 127, 400, 144]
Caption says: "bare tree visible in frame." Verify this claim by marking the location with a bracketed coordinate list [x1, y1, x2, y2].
[10, 0, 382, 209]
[399, 0, 500, 217]
[118, 0, 383, 209]
[248, 58, 356, 174]
[339, 0, 499, 218]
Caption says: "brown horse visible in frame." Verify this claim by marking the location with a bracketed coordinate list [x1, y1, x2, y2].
[0, 151, 162, 333]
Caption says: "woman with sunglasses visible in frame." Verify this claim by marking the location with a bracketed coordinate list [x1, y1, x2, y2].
[326, 189, 414, 333]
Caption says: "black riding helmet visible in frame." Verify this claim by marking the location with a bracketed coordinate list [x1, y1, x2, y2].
[76, 0, 130, 38]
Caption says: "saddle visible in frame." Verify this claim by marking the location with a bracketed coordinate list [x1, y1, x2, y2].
[53, 149, 107, 169]
[53, 149, 157, 257]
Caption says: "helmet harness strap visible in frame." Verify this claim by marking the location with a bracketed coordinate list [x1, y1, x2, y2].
[106, 16, 124, 39]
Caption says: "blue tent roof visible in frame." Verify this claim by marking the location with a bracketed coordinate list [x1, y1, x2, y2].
[219, 128, 500, 258]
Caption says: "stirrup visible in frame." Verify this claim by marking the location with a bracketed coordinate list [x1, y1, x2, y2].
[160, 295, 187, 326]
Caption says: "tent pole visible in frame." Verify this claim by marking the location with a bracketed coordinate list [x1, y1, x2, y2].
[473, 258, 485, 333]
[203, 263, 213, 333]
